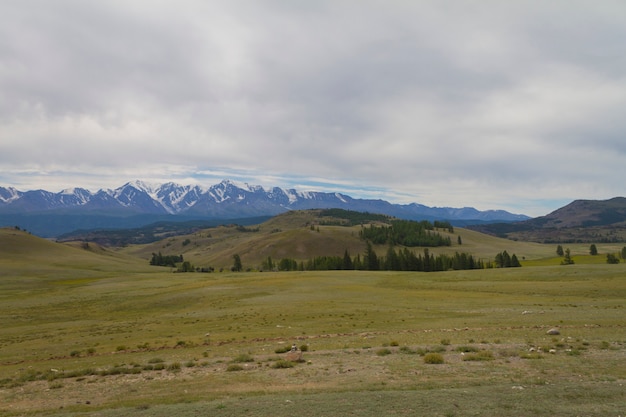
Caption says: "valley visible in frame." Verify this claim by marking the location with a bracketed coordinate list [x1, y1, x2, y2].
[0, 210, 625, 416]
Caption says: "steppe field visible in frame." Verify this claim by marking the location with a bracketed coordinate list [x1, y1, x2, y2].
[0, 227, 625, 416]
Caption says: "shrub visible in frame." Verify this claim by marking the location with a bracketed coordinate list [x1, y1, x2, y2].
[456, 345, 479, 353]
[462, 350, 494, 361]
[440, 338, 451, 346]
[274, 346, 291, 354]
[423, 353, 445, 364]
[166, 362, 181, 372]
[148, 358, 164, 363]
[376, 348, 392, 356]
[272, 360, 295, 369]
[232, 353, 254, 363]
[299, 344, 309, 352]
[226, 364, 244, 372]
[399, 346, 417, 354]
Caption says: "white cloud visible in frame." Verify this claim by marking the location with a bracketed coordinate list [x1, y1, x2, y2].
[1, 0, 625, 217]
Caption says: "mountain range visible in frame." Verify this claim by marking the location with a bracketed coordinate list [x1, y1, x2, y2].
[0, 180, 529, 237]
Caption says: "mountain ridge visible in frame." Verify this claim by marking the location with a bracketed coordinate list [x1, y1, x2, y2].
[468, 197, 626, 243]
[0, 180, 530, 237]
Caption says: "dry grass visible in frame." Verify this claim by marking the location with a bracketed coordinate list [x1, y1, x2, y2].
[1, 227, 625, 416]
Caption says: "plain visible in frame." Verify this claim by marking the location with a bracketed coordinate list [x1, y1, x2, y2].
[0, 227, 625, 416]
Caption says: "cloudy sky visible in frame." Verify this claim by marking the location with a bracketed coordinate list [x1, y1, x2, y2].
[1, 1, 625, 217]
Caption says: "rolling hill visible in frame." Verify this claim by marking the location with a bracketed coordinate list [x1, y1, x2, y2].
[469, 197, 626, 243]
[117, 209, 555, 271]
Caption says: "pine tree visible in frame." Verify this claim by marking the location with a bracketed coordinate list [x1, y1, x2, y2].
[561, 248, 575, 265]
[556, 245, 564, 256]
[232, 254, 243, 272]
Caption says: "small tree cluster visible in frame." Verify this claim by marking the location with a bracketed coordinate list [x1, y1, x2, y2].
[606, 253, 620, 264]
[150, 252, 183, 267]
[360, 220, 452, 247]
[494, 250, 521, 268]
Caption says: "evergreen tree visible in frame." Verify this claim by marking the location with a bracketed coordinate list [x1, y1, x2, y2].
[232, 254, 243, 272]
[556, 245, 564, 256]
[606, 253, 620, 264]
[561, 248, 575, 265]
[364, 242, 379, 270]
[589, 244, 598, 255]
[342, 249, 353, 270]
[622, 246, 626, 259]
[457, 235, 462, 245]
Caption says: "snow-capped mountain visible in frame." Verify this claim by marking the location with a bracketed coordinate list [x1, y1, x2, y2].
[0, 180, 530, 236]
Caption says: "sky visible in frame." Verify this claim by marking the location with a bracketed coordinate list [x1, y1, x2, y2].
[1, 1, 625, 217]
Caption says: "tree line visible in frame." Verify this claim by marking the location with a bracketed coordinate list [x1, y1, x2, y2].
[359, 220, 452, 247]
[263, 245, 485, 272]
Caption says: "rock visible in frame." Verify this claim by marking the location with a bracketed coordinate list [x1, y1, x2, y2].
[546, 328, 560, 335]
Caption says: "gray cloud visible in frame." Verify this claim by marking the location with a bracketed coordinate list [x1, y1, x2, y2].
[1, 0, 625, 216]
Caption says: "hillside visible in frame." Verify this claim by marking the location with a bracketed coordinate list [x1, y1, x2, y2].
[0, 227, 152, 277]
[469, 197, 626, 243]
[119, 209, 554, 271]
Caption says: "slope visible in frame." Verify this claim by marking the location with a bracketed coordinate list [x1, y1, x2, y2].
[0, 227, 153, 280]
[470, 197, 626, 243]
[120, 210, 558, 271]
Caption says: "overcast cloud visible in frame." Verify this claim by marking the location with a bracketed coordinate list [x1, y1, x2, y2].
[1, 0, 625, 216]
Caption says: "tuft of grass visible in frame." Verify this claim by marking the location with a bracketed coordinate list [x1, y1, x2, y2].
[376, 348, 392, 356]
[226, 364, 244, 372]
[272, 360, 295, 369]
[462, 350, 494, 361]
[232, 353, 254, 363]
[423, 353, 445, 364]
[275, 346, 291, 354]
[166, 362, 181, 372]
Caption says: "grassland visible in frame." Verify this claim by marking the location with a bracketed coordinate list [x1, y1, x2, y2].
[1, 227, 625, 416]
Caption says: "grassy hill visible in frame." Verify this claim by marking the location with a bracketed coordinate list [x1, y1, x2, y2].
[1, 222, 625, 415]
[471, 197, 626, 243]
[116, 210, 624, 271]
[0, 227, 153, 279]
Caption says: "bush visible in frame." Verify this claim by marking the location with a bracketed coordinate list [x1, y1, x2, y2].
[274, 346, 291, 354]
[272, 360, 295, 369]
[166, 362, 181, 372]
[376, 348, 392, 356]
[456, 345, 479, 353]
[232, 353, 254, 363]
[423, 353, 445, 364]
[462, 350, 494, 361]
[226, 364, 244, 372]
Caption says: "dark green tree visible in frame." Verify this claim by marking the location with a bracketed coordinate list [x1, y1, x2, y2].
[232, 254, 243, 272]
[457, 235, 462, 245]
[364, 242, 379, 270]
[561, 248, 575, 265]
[342, 249, 353, 270]
[589, 244, 598, 255]
[606, 253, 620, 264]
[556, 245, 564, 256]
[622, 246, 626, 259]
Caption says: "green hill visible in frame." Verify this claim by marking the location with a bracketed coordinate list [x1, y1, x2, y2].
[118, 210, 602, 271]
[0, 227, 152, 278]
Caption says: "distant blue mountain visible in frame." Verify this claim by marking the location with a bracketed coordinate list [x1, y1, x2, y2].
[0, 180, 530, 237]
